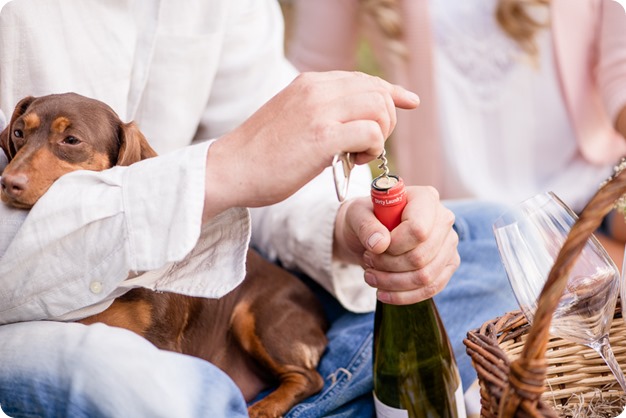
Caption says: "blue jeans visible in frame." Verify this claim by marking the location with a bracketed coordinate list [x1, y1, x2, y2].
[0, 201, 518, 417]
[435, 200, 519, 388]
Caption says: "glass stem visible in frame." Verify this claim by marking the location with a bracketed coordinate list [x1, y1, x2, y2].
[590, 335, 626, 392]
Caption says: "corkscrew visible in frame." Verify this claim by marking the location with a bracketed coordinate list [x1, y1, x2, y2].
[332, 152, 355, 202]
[333, 150, 397, 202]
[371, 148, 399, 192]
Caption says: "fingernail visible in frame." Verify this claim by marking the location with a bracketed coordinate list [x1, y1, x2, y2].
[367, 232, 384, 249]
[404, 90, 420, 105]
[364, 271, 377, 287]
[377, 291, 391, 303]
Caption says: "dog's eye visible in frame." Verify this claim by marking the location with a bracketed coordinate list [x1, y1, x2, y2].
[13, 129, 23, 138]
[63, 136, 81, 145]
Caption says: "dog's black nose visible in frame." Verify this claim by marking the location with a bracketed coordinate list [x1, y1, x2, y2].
[0, 173, 28, 198]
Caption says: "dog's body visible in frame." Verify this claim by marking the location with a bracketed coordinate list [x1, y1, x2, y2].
[0, 93, 328, 417]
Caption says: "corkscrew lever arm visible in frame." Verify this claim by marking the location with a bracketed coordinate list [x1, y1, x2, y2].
[332, 152, 355, 202]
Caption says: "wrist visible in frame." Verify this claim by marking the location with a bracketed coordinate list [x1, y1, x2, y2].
[202, 137, 241, 222]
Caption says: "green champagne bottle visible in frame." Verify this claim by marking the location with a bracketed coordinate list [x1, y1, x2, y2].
[371, 175, 466, 418]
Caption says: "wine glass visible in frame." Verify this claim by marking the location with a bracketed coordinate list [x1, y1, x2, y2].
[493, 191, 626, 392]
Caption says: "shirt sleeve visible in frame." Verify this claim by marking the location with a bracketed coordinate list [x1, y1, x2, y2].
[0, 142, 250, 324]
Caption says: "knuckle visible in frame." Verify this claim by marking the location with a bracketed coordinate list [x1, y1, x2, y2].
[421, 282, 440, 300]
[356, 222, 373, 248]
[451, 230, 460, 248]
[313, 122, 332, 146]
[384, 292, 402, 305]
[410, 265, 446, 299]
[452, 252, 461, 270]
[295, 73, 318, 99]
[295, 71, 315, 85]
[364, 121, 384, 140]
[410, 267, 431, 289]
[425, 185, 440, 201]
[405, 219, 429, 243]
[407, 249, 428, 268]
[444, 207, 456, 227]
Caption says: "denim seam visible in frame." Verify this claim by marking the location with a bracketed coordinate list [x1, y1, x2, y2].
[288, 332, 373, 417]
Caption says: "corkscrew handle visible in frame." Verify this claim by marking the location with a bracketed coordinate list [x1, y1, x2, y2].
[371, 175, 407, 231]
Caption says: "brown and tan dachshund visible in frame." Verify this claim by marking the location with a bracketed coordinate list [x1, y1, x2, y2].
[0, 93, 328, 418]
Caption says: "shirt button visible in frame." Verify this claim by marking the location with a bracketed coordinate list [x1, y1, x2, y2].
[90, 281, 103, 294]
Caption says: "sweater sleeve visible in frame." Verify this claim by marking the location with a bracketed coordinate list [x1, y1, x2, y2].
[597, 0, 626, 125]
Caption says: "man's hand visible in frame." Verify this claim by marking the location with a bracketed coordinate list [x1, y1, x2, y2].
[202, 71, 419, 222]
[334, 186, 460, 305]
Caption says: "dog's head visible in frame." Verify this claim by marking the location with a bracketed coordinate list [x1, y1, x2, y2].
[0, 93, 157, 208]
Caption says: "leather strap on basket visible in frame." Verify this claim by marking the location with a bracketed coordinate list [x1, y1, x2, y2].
[499, 165, 626, 417]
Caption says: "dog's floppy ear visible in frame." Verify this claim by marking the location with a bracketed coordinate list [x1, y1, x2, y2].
[1, 96, 36, 162]
[117, 121, 157, 166]
[0, 124, 9, 165]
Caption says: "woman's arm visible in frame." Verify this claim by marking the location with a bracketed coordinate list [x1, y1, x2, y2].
[598, 1, 626, 132]
[618, 105, 626, 138]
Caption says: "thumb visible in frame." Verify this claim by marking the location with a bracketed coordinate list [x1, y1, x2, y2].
[346, 199, 391, 255]
[364, 227, 390, 255]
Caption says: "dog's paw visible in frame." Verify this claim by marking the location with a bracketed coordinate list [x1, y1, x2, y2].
[247, 401, 285, 418]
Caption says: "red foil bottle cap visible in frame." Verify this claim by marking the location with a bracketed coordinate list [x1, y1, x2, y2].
[371, 175, 407, 231]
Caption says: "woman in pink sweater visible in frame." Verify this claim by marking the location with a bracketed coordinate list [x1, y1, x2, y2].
[288, 0, 626, 265]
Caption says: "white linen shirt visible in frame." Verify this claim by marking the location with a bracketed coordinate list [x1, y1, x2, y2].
[0, 0, 376, 324]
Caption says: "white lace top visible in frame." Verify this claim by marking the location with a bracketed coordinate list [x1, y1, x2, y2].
[430, 0, 613, 212]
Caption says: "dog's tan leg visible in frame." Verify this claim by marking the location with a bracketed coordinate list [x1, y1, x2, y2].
[230, 301, 326, 418]
[247, 366, 324, 418]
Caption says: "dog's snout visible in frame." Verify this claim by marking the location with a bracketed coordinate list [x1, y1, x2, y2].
[1, 173, 29, 198]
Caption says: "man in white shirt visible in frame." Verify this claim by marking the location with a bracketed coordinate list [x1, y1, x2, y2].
[0, 0, 517, 416]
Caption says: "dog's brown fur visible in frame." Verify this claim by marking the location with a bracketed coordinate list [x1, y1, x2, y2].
[0, 93, 328, 418]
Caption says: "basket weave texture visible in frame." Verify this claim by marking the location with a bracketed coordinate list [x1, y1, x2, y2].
[464, 168, 626, 418]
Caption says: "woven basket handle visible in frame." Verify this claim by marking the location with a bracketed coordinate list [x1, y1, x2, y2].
[499, 167, 626, 417]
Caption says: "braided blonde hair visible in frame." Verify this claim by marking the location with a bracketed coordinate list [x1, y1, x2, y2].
[496, 0, 551, 57]
[361, 0, 550, 59]
[359, 0, 407, 60]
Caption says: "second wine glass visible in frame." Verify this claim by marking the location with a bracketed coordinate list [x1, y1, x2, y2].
[493, 191, 626, 392]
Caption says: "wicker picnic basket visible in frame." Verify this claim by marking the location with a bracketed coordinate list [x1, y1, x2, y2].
[464, 164, 626, 418]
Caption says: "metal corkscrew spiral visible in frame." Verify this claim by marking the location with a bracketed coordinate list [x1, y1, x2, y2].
[376, 149, 390, 180]
[372, 149, 399, 192]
